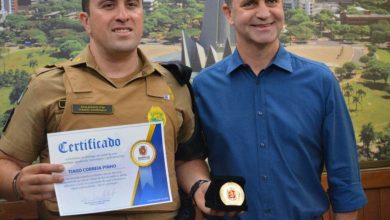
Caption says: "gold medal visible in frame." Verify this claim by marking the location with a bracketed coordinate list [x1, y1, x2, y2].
[219, 182, 245, 206]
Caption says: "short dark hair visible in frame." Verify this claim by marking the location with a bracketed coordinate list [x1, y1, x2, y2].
[81, 0, 144, 13]
[82, 0, 89, 13]
[224, 0, 232, 5]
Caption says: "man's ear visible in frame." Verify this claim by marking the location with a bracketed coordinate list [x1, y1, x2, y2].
[79, 12, 91, 34]
[222, 3, 234, 25]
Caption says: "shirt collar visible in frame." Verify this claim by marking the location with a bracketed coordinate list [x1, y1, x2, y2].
[226, 49, 245, 75]
[272, 45, 293, 73]
[226, 45, 293, 75]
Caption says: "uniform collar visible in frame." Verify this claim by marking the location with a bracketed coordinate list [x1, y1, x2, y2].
[68, 45, 156, 77]
[68, 46, 90, 67]
[136, 48, 156, 77]
[226, 44, 293, 75]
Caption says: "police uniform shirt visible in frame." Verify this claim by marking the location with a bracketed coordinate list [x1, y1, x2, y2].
[0, 46, 195, 214]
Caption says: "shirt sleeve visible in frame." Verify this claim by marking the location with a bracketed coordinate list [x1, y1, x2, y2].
[322, 75, 367, 212]
[0, 77, 47, 162]
[175, 84, 195, 144]
[0, 70, 65, 162]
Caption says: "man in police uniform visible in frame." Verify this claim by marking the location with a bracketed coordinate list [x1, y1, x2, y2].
[0, 0, 213, 219]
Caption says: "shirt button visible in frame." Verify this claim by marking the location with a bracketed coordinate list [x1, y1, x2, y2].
[259, 143, 265, 148]
[257, 111, 263, 116]
[264, 208, 272, 214]
[261, 175, 268, 181]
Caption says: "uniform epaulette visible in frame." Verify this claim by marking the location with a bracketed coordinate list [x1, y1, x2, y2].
[159, 62, 192, 86]
[67, 56, 85, 66]
[152, 62, 171, 76]
[34, 64, 65, 77]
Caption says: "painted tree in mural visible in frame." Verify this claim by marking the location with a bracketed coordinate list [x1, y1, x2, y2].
[8, 70, 30, 104]
[363, 60, 389, 84]
[144, 0, 204, 41]
[360, 123, 376, 160]
[342, 62, 357, 79]
[352, 96, 360, 111]
[356, 89, 366, 103]
[376, 123, 390, 160]
[343, 83, 354, 104]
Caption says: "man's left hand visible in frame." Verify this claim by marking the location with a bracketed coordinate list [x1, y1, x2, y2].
[193, 181, 243, 218]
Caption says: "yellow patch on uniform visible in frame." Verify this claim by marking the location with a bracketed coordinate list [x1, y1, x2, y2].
[147, 106, 166, 125]
[167, 86, 174, 101]
[74, 57, 81, 62]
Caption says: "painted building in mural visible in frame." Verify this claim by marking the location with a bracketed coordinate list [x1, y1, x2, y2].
[144, 0, 158, 13]
[182, 0, 235, 72]
[0, 0, 45, 15]
[1, 0, 17, 15]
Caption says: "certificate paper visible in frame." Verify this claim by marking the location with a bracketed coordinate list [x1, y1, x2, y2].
[47, 122, 172, 216]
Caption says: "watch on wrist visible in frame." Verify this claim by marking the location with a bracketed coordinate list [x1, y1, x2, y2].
[12, 172, 22, 200]
[189, 179, 210, 202]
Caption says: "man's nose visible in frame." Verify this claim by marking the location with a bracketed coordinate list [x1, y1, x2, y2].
[255, 2, 271, 19]
[116, 5, 130, 21]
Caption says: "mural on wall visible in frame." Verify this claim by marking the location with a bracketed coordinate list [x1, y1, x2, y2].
[0, 0, 389, 167]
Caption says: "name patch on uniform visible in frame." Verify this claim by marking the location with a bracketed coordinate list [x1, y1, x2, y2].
[72, 104, 113, 114]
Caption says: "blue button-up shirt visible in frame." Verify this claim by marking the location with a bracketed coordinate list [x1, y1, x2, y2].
[192, 46, 367, 220]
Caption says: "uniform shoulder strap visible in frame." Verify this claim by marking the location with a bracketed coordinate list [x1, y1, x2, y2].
[34, 64, 64, 77]
[159, 62, 192, 86]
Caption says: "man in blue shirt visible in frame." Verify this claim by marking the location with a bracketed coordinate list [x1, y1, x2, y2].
[191, 0, 367, 219]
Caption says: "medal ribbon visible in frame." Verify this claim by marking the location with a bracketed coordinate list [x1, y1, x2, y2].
[131, 124, 156, 206]
[138, 124, 156, 189]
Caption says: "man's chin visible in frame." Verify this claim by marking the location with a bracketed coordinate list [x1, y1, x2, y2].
[111, 44, 139, 54]
[251, 35, 279, 45]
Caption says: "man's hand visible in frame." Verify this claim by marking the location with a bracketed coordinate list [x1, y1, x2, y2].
[193, 181, 243, 218]
[17, 163, 64, 201]
[175, 159, 243, 217]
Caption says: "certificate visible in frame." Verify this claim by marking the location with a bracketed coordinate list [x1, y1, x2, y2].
[47, 122, 172, 216]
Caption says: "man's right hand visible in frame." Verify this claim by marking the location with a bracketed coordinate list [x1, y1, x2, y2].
[16, 163, 64, 201]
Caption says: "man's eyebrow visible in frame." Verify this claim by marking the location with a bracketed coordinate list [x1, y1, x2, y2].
[241, 0, 259, 5]
[95, 0, 107, 5]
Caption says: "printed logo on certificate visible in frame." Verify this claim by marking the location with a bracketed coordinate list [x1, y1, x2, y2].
[47, 122, 172, 216]
[131, 141, 156, 167]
